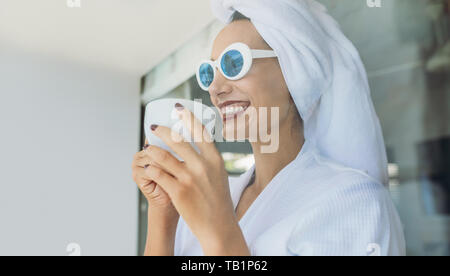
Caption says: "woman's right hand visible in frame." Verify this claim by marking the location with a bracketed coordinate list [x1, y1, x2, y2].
[132, 139, 179, 221]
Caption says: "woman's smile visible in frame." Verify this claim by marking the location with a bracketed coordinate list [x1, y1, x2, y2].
[218, 100, 251, 122]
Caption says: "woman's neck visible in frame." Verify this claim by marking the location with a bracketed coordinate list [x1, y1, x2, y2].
[249, 113, 304, 192]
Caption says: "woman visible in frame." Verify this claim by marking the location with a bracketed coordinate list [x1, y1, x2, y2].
[132, 0, 406, 256]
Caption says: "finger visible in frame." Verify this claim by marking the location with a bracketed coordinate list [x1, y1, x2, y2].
[144, 165, 178, 196]
[132, 150, 152, 168]
[149, 124, 200, 165]
[138, 175, 158, 195]
[175, 103, 217, 154]
[134, 155, 154, 168]
[133, 167, 153, 188]
[141, 180, 157, 195]
[143, 138, 150, 151]
[144, 145, 186, 179]
[132, 151, 146, 168]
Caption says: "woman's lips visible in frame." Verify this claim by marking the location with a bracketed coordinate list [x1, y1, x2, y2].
[220, 101, 251, 122]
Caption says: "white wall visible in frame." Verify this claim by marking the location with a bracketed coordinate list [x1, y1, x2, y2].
[0, 44, 140, 256]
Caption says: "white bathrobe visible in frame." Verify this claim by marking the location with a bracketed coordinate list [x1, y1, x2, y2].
[174, 140, 406, 256]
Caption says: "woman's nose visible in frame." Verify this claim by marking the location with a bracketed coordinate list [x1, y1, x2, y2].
[208, 70, 232, 97]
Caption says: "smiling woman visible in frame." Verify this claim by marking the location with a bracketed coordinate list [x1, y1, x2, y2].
[132, 0, 406, 256]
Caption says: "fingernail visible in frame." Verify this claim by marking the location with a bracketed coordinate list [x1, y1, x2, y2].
[150, 124, 158, 131]
[175, 103, 184, 111]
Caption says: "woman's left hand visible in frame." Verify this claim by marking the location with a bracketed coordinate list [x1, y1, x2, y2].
[143, 103, 250, 256]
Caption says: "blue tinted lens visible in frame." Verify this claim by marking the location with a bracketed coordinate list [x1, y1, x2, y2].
[221, 50, 244, 78]
[199, 63, 214, 88]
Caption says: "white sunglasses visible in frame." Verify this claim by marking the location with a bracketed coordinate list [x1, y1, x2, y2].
[196, 42, 277, 91]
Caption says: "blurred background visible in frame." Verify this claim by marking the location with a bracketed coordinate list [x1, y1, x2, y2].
[0, 0, 448, 256]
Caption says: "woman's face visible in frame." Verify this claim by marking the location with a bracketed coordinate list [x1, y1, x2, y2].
[209, 20, 294, 141]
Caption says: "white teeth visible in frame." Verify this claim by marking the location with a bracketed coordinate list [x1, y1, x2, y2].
[221, 105, 245, 116]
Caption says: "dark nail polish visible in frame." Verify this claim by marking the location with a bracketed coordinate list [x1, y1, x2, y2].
[144, 164, 149, 169]
[150, 124, 158, 131]
[175, 103, 184, 111]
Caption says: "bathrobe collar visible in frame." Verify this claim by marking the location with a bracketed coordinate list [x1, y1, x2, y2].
[229, 139, 314, 226]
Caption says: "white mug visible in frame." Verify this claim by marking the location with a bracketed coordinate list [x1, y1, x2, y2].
[144, 98, 219, 161]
